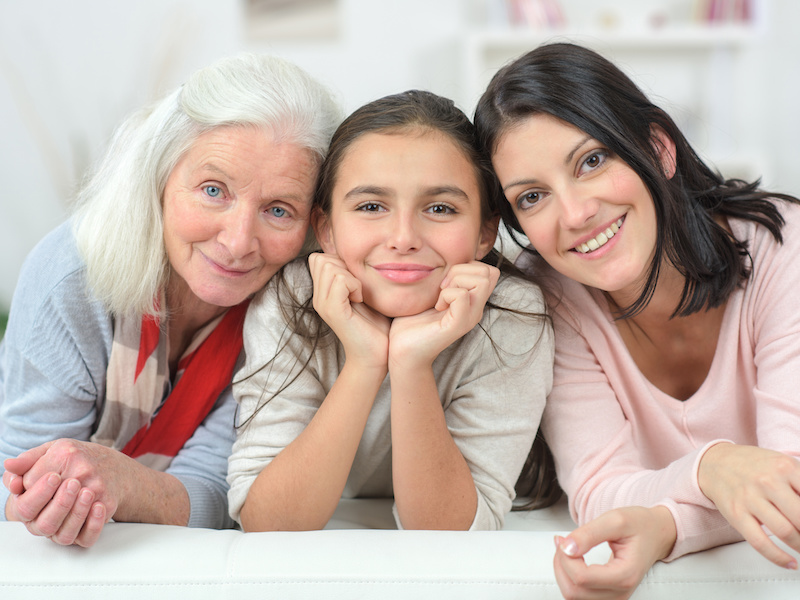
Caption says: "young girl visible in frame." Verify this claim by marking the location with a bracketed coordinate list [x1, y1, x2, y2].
[475, 42, 800, 598]
[226, 90, 556, 532]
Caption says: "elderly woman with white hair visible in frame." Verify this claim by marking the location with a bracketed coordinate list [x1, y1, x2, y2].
[0, 53, 341, 547]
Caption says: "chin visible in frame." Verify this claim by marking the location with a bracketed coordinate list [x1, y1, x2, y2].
[375, 302, 435, 319]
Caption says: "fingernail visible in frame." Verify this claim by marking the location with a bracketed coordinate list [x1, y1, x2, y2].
[561, 537, 579, 557]
[79, 489, 93, 504]
[66, 479, 80, 494]
[92, 504, 104, 518]
[787, 560, 797, 571]
[553, 535, 562, 549]
[47, 473, 60, 487]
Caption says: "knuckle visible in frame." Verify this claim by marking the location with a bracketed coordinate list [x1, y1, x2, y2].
[773, 455, 798, 476]
[570, 570, 589, 588]
[50, 531, 75, 546]
[773, 523, 798, 542]
[748, 534, 774, 556]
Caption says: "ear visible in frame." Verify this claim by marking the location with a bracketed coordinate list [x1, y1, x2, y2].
[650, 125, 677, 179]
[475, 214, 500, 260]
[311, 207, 336, 255]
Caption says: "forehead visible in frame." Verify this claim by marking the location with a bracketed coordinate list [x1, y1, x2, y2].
[335, 129, 476, 180]
[497, 113, 585, 150]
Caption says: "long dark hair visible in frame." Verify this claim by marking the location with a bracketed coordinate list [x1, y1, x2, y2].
[240, 89, 561, 510]
[475, 42, 799, 318]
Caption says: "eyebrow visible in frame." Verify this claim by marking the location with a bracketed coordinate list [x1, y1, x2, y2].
[344, 185, 470, 200]
[198, 163, 230, 178]
[501, 134, 594, 193]
[343, 185, 389, 199]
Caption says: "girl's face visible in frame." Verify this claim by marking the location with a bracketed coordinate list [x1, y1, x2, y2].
[314, 129, 497, 318]
[492, 113, 660, 302]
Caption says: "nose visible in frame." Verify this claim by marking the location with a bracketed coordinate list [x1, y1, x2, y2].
[217, 205, 259, 260]
[387, 210, 422, 253]
[558, 186, 599, 230]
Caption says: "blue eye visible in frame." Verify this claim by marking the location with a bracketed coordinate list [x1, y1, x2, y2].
[270, 206, 287, 218]
[204, 185, 222, 198]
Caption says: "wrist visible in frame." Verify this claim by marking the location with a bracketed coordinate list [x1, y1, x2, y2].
[697, 440, 735, 501]
[650, 505, 678, 561]
[340, 359, 387, 386]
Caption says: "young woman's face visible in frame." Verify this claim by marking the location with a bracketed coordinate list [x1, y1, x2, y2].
[492, 114, 657, 300]
[162, 126, 317, 313]
[315, 129, 497, 318]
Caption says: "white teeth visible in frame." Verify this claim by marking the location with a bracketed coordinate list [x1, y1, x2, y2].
[575, 218, 624, 254]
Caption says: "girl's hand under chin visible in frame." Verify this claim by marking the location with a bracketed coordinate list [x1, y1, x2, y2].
[308, 253, 391, 371]
[388, 261, 500, 369]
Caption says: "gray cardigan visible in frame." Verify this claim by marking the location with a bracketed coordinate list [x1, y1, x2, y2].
[0, 221, 236, 528]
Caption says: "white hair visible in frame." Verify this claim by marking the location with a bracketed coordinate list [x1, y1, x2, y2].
[73, 53, 342, 317]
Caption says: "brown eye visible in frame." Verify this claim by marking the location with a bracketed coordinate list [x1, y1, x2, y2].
[517, 191, 541, 210]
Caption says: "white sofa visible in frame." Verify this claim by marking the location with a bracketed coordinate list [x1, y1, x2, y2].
[2, 498, 799, 599]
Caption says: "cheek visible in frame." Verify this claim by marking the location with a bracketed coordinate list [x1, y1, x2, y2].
[260, 225, 310, 265]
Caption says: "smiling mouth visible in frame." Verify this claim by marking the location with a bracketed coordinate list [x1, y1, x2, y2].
[373, 263, 434, 283]
[204, 253, 256, 276]
[573, 217, 625, 254]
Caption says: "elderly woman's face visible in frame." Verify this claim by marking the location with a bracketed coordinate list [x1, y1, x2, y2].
[162, 125, 317, 311]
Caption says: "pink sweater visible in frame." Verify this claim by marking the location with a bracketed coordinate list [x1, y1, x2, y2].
[524, 200, 800, 561]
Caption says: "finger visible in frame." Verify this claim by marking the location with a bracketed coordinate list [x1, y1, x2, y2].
[4, 442, 53, 477]
[26, 478, 81, 538]
[441, 263, 494, 290]
[74, 502, 107, 548]
[3, 470, 25, 495]
[735, 510, 797, 569]
[761, 498, 800, 556]
[553, 549, 583, 600]
[763, 483, 800, 552]
[10, 472, 62, 523]
[554, 544, 619, 600]
[435, 287, 470, 323]
[563, 509, 632, 558]
[311, 256, 362, 307]
[50, 487, 95, 546]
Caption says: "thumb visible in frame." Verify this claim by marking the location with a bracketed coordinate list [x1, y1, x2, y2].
[556, 513, 622, 558]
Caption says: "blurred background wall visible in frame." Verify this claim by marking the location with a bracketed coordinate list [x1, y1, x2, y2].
[1, 0, 797, 311]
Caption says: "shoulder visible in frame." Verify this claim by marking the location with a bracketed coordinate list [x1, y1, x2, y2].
[3, 221, 113, 397]
[472, 272, 554, 357]
[17, 221, 87, 295]
[729, 198, 800, 267]
[488, 271, 547, 314]
[243, 257, 314, 348]
[10, 221, 110, 335]
[248, 258, 312, 316]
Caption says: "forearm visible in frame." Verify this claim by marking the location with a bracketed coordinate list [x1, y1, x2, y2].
[389, 366, 477, 530]
[239, 362, 385, 532]
[110, 460, 190, 526]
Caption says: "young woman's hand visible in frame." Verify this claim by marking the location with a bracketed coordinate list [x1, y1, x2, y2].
[309, 253, 391, 371]
[388, 261, 499, 369]
[698, 442, 800, 570]
[553, 505, 676, 600]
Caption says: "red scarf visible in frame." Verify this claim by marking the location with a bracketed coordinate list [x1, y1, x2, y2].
[92, 300, 249, 470]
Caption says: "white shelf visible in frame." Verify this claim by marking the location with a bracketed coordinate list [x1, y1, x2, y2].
[468, 23, 757, 52]
[460, 20, 766, 184]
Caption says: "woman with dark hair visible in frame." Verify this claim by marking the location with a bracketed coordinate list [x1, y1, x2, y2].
[475, 42, 800, 598]
[227, 90, 557, 532]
